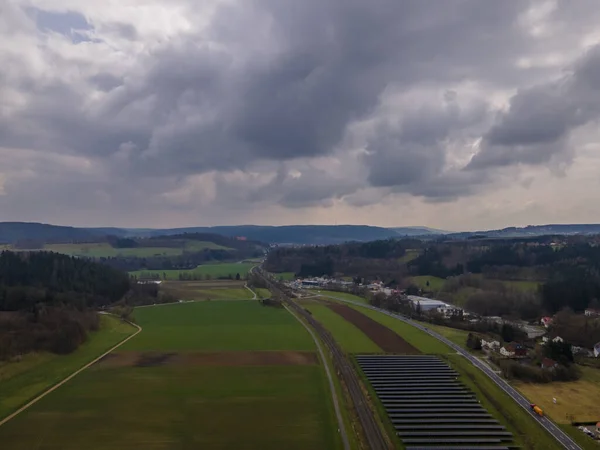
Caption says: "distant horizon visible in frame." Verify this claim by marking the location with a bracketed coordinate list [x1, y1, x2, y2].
[3, 219, 600, 235]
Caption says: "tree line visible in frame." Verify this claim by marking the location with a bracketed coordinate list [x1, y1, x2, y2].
[0, 251, 131, 361]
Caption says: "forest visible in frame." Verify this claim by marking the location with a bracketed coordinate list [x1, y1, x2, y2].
[0, 251, 131, 360]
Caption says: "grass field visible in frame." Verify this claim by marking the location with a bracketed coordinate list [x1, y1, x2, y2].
[350, 305, 451, 354]
[0, 301, 340, 449]
[443, 354, 561, 450]
[419, 321, 471, 349]
[131, 262, 255, 280]
[125, 301, 315, 352]
[316, 290, 369, 304]
[398, 249, 420, 263]
[0, 315, 135, 420]
[515, 366, 600, 424]
[0, 363, 335, 450]
[303, 304, 382, 353]
[37, 241, 233, 258]
[410, 275, 445, 291]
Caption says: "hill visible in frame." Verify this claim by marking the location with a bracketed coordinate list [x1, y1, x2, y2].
[0, 222, 100, 244]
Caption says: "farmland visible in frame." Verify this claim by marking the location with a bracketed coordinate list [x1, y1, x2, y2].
[125, 301, 316, 352]
[350, 304, 451, 354]
[409, 275, 445, 291]
[316, 290, 369, 304]
[0, 301, 340, 449]
[5, 241, 233, 258]
[160, 280, 255, 301]
[515, 366, 600, 424]
[131, 262, 255, 280]
[0, 315, 135, 421]
[302, 303, 381, 353]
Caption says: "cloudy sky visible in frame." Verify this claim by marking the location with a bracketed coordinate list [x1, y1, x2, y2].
[3, 0, 600, 231]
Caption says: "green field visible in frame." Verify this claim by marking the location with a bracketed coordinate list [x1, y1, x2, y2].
[38, 241, 233, 258]
[0, 315, 135, 420]
[398, 249, 420, 263]
[0, 363, 335, 450]
[350, 305, 451, 354]
[410, 275, 445, 291]
[0, 301, 340, 449]
[131, 262, 255, 280]
[316, 290, 369, 304]
[419, 321, 472, 350]
[303, 304, 381, 353]
[125, 301, 315, 352]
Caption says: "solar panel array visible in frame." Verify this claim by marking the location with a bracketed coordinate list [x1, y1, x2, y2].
[356, 355, 517, 450]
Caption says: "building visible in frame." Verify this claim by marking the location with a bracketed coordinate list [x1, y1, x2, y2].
[407, 296, 447, 311]
[541, 358, 558, 369]
[584, 308, 600, 317]
[540, 316, 553, 328]
[481, 339, 501, 350]
[436, 305, 462, 318]
[594, 342, 600, 358]
[552, 336, 564, 343]
[500, 343, 527, 358]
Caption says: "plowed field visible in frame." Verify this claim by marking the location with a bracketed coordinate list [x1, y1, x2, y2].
[327, 303, 420, 354]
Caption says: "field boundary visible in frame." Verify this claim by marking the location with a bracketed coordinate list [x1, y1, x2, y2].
[283, 303, 350, 450]
[0, 317, 141, 428]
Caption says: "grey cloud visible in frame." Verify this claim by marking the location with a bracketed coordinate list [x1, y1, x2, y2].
[363, 98, 488, 199]
[3, 0, 600, 224]
[469, 44, 600, 170]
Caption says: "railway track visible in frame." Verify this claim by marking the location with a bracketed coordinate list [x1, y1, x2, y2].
[255, 269, 390, 450]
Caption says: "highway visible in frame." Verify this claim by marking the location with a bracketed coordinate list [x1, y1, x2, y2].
[318, 293, 583, 450]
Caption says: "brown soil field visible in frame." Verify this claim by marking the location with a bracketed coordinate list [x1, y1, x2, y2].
[163, 280, 245, 289]
[96, 351, 319, 368]
[327, 303, 420, 354]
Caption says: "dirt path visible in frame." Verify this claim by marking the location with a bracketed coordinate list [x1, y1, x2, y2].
[327, 303, 420, 354]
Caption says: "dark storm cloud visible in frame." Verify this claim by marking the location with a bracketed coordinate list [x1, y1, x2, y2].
[3, 0, 600, 224]
[364, 97, 488, 199]
[469, 44, 600, 170]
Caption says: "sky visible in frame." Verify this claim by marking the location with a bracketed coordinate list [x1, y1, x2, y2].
[2, 0, 600, 231]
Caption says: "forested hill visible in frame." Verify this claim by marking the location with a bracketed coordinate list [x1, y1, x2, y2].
[0, 251, 130, 311]
[0, 222, 99, 243]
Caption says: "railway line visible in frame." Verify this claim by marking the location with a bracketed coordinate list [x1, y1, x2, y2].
[255, 268, 391, 450]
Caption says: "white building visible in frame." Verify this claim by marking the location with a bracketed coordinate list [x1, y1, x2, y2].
[407, 296, 447, 311]
[481, 339, 501, 350]
[500, 346, 515, 357]
[436, 305, 462, 318]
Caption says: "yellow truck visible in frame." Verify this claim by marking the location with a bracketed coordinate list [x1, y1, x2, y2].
[530, 404, 544, 416]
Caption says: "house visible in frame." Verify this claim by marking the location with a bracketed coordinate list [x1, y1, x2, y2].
[584, 308, 600, 317]
[540, 316, 553, 328]
[500, 343, 527, 358]
[541, 358, 559, 369]
[594, 342, 600, 358]
[481, 339, 501, 350]
[541, 335, 564, 345]
[436, 305, 462, 318]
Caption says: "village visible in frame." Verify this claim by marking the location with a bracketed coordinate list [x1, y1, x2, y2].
[287, 276, 600, 371]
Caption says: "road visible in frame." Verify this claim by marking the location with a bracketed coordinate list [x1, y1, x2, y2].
[318, 293, 582, 450]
